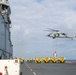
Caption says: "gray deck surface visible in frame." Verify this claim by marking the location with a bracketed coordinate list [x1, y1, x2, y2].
[21, 62, 76, 75]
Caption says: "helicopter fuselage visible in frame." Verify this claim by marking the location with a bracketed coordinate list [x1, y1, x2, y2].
[47, 32, 76, 39]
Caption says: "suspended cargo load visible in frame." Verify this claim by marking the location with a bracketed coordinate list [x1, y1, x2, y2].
[35, 57, 42, 63]
[58, 57, 66, 63]
[49, 57, 56, 63]
[26, 58, 30, 63]
[17, 58, 24, 64]
[43, 57, 49, 63]
[26, 58, 33, 63]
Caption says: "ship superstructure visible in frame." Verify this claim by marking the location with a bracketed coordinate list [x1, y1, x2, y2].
[0, 0, 13, 59]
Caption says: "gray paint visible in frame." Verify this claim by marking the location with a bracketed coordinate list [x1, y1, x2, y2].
[0, 5, 13, 59]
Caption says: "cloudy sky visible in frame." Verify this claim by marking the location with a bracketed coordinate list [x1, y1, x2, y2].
[9, 0, 76, 60]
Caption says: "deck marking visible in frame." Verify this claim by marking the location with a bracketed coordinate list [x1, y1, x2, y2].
[30, 69, 32, 71]
[33, 72, 36, 75]
[24, 63, 37, 75]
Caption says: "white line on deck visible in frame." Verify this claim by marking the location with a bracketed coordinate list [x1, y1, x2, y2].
[24, 63, 37, 75]
[33, 72, 36, 75]
[30, 69, 32, 71]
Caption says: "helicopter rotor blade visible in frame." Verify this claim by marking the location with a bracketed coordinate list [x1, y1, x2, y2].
[47, 28, 59, 32]
[44, 30, 51, 32]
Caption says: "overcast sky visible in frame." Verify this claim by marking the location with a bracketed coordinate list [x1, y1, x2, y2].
[9, 0, 76, 60]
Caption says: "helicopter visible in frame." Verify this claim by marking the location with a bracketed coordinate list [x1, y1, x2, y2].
[46, 28, 76, 39]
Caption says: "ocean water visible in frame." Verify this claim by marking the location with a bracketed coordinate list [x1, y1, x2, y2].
[66, 60, 76, 63]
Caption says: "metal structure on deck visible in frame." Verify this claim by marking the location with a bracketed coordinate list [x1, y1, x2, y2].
[0, 0, 13, 59]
